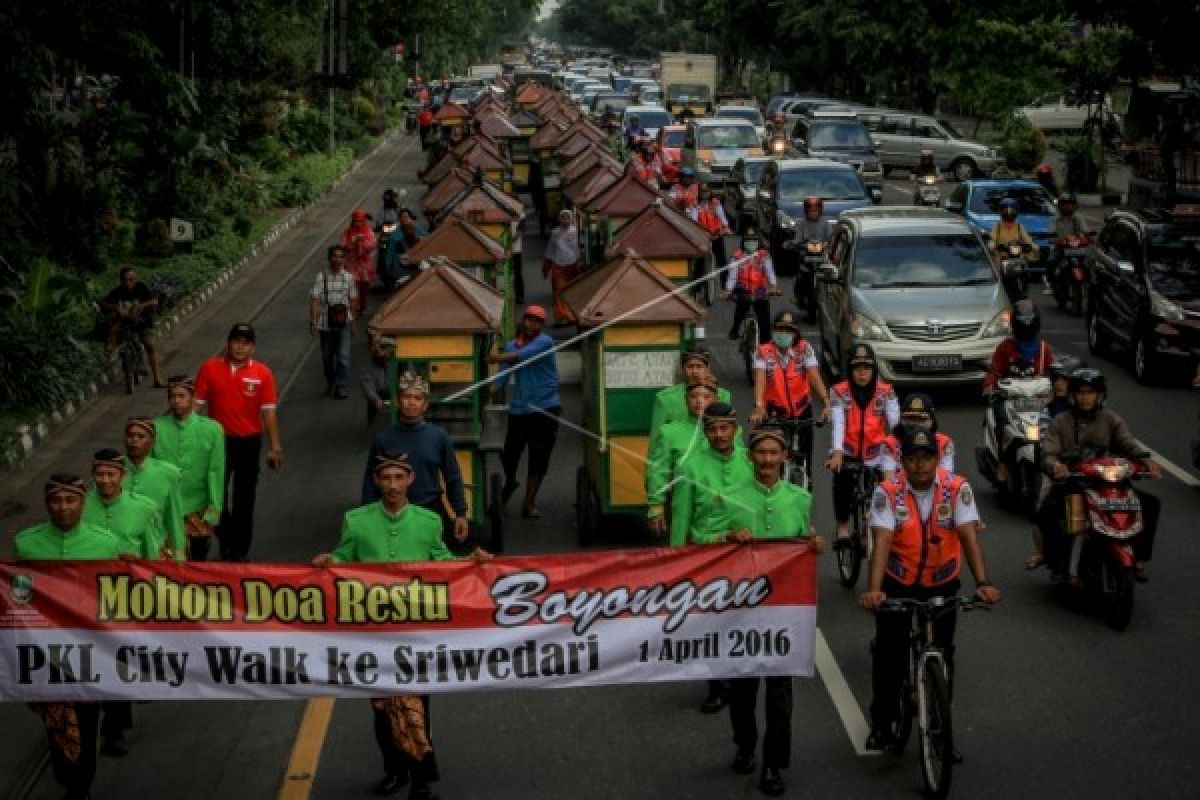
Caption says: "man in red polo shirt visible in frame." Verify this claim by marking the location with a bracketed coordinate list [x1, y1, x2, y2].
[194, 323, 283, 561]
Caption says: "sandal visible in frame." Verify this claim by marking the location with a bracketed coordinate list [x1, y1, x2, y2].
[1025, 553, 1045, 570]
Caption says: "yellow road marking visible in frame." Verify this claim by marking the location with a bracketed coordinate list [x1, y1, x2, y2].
[278, 698, 336, 800]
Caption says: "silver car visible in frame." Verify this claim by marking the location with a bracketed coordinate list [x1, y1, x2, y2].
[856, 109, 1002, 181]
[815, 208, 1012, 385]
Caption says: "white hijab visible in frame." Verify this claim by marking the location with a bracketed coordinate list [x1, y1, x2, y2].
[544, 213, 580, 266]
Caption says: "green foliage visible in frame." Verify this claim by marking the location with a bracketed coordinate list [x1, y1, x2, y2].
[1061, 135, 1103, 192]
[142, 218, 174, 258]
[997, 116, 1048, 172]
[271, 148, 356, 208]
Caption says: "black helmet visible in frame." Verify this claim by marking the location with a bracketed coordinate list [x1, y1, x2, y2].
[899, 392, 937, 431]
[1069, 368, 1106, 397]
[1011, 298, 1041, 341]
[897, 424, 940, 456]
[773, 310, 801, 333]
[847, 341, 877, 369]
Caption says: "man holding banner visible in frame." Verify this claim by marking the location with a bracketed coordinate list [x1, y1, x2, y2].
[713, 424, 823, 798]
[15, 474, 123, 800]
[645, 380, 719, 536]
[315, 451, 491, 799]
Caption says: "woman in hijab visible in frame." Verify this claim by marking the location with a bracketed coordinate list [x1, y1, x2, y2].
[541, 209, 581, 326]
[340, 209, 377, 314]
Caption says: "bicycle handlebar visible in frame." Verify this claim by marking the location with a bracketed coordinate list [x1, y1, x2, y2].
[879, 596, 993, 614]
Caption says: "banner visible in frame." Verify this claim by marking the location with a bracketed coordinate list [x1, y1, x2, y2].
[0, 543, 816, 702]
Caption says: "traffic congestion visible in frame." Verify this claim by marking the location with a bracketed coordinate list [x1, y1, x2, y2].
[2, 29, 1200, 800]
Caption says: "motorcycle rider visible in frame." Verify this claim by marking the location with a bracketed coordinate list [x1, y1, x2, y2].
[1035, 162, 1060, 199]
[624, 114, 646, 148]
[989, 197, 1039, 266]
[914, 149, 938, 180]
[826, 343, 900, 549]
[983, 299, 1053, 480]
[722, 228, 778, 342]
[791, 196, 832, 308]
[670, 165, 700, 210]
[690, 186, 732, 270]
[634, 141, 663, 188]
[862, 425, 1001, 755]
[1046, 193, 1085, 294]
[1037, 369, 1162, 582]
[749, 311, 831, 487]
[1045, 358, 1076, 418]
[878, 394, 955, 477]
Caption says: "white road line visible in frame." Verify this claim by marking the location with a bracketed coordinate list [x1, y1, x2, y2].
[1136, 440, 1200, 488]
[815, 627, 878, 757]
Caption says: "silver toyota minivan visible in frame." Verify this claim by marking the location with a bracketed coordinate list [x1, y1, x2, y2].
[856, 109, 1002, 181]
[815, 207, 1012, 386]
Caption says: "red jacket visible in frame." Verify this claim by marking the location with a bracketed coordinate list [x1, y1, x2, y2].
[983, 338, 1053, 393]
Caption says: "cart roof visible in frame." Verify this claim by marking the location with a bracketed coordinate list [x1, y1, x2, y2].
[474, 111, 521, 139]
[516, 83, 547, 105]
[530, 119, 571, 149]
[562, 249, 705, 326]
[563, 162, 622, 206]
[561, 144, 617, 184]
[605, 197, 710, 259]
[421, 168, 474, 213]
[459, 141, 509, 171]
[433, 102, 470, 122]
[508, 108, 543, 128]
[435, 173, 524, 225]
[370, 257, 504, 334]
[583, 163, 660, 215]
[401, 214, 506, 265]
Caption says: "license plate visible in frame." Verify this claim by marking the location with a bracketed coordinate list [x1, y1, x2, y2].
[912, 354, 962, 372]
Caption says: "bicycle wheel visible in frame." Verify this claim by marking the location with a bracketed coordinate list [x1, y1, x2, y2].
[836, 487, 864, 588]
[741, 319, 758, 384]
[888, 679, 915, 756]
[918, 659, 954, 799]
[120, 346, 135, 395]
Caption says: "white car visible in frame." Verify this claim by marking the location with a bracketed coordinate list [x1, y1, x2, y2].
[715, 105, 767, 145]
[621, 105, 672, 139]
[1017, 96, 1119, 135]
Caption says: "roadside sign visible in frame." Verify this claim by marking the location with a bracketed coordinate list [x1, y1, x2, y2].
[170, 218, 194, 243]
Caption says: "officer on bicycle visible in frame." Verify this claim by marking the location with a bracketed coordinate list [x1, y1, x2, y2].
[861, 425, 1000, 755]
[877, 393, 956, 477]
[826, 343, 899, 549]
[721, 228, 778, 343]
[101, 266, 166, 387]
[750, 311, 830, 485]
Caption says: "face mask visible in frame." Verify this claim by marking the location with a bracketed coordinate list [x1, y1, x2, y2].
[772, 333, 794, 349]
[743, 241, 759, 252]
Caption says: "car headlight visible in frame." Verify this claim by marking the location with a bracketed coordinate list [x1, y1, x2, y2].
[851, 312, 889, 341]
[778, 210, 795, 229]
[1149, 287, 1185, 321]
[982, 309, 1012, 338]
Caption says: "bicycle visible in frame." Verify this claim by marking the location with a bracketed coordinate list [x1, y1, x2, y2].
[766, 411, 824, 490]
[877, 596, 992, 799]
[729, 287, 779, 384]
[834, 458, 878, 588]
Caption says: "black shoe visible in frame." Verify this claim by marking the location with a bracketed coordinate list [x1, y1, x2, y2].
[372, 773, 408, 796]
[100, 733, 129, 757]
[731, 750, 756, 775]
[759, 767, 785, 797]
[864, 729, 895, 752]
[700, 690, 729, 714]
[407, 781, 436, 800]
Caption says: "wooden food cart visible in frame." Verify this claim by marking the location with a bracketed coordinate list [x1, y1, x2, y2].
[605, 198, 716, 305]
[368, 257, 508, 552]
[577, 163, 660, 265]
[560, 250, 706, 544]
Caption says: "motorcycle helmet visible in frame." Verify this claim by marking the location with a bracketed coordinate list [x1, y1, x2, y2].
[999, 197, 1019, 220]
[1011, 298, 1041, 341]
[1035, 163, 1054, 176]
[803, 195, 824, 217]
[899, 392, 937, 431]
[846, 341, 877, 369]
[772, 310, 801, 333]
[1069, 368, 1106, 397]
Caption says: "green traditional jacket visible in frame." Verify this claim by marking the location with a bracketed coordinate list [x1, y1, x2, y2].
[332, 502, 454, 564]
[703, 478, 813, 544]
[153, 412, 225, 523]
[15, 521, 123, 560]
[649, 383, 732, 434]
[83, 489, 163, 559]
[123, 456, 185, 559]
[669, 445, 754, 547]
[645, 415, 708, 513]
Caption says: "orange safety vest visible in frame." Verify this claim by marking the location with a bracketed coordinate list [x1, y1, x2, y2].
[696, 205, 723, 237]
[732, 249, 770, 293]
[757, 340, 815, 417]
[636, 156, 660, 183]
[672, 183, 698, 208]
[879, 469, 966, 587]
[882, 432, 953, 473]
[832, 381, 895, 460]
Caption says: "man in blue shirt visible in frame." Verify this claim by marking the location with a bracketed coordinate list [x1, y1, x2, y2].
[489, 305, 561, 518]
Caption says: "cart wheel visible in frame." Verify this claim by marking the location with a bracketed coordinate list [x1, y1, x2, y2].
[487, 472, 504, 554]
[575, 466, 595, 546]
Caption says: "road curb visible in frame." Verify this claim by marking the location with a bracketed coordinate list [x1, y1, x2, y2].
[2, 132, 401, 471]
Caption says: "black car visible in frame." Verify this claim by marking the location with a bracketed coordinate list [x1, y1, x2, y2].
[1086, 207, 1200, 383]
[725, 156, 773, 234]
[790, 110, 884, 193]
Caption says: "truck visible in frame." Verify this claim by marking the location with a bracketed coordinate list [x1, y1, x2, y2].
[660, 52, 718, 118]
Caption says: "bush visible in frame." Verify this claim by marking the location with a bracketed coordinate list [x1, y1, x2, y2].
[271, 148, 355, 207]
[1062, 135, 1102, 192]
[142, 217, 174, 257]
[997, 116, 1047, 173]
[0, 318, 104, 412]
[352, 95, 377, 122]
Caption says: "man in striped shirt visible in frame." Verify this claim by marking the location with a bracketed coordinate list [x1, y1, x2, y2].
[309, 244, 359, 399]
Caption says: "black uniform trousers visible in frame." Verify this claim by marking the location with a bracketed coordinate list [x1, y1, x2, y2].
[729, 676, 793, 768]
[371, 696, 440, 784]
[217, 434, 262, 561]
[730, 289, 771, 343]
[44, 702, 100, 800]
[870, 578, 959, 730]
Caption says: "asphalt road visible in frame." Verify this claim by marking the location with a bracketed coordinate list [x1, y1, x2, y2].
[2, 144, 1198, 800]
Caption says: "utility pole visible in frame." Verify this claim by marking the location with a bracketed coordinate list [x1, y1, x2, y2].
[328, 0, 335, 156]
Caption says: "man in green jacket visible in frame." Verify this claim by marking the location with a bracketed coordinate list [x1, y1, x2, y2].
[649, 344, 731, 433]
[15, 474, 123, 800]
[82, 448, 164, 758]
[646, 380, 718, 535]
[313, 452, 490, 799]
[717, 424, 824, 799]
[153, 376, 226, 561]
[122, 416, 185, 560]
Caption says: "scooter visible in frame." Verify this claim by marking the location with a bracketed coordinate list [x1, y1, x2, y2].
[788, 238, 827, 324]
[1051, 233, 1091, 315]
[976, 364, 1050, 517]
[993, 240, 1035, 302]
[1053, 452, 1154, 631]
[912, 173, 942, 207]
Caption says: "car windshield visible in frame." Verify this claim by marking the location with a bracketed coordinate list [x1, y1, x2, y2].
[778, 167, 865, 201]
[697, 125, 760, 148]
[668, 83, 711, 102]
[852, 234, 996, 288]
[808, 120, 872, 150]
[631, 110, 670, 129]
[970, 187, 1056, 215]
[741, 161, 768, 186]
[719, 108, 763, 125]
[661, 129, 685, 147]
[1146, 236, 1200, 290]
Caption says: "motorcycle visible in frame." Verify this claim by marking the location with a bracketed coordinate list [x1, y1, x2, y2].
[376, 218, 400, 292]
[993, 239, 1035, 302]
[788, 238, 827, 324]
[405, 104, 417, 134]
[975, 363, 1050, 517]
[1051, 233, 1091, 315]
[1053, 452, 1154, 631]
[911, 173, 942, 207]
